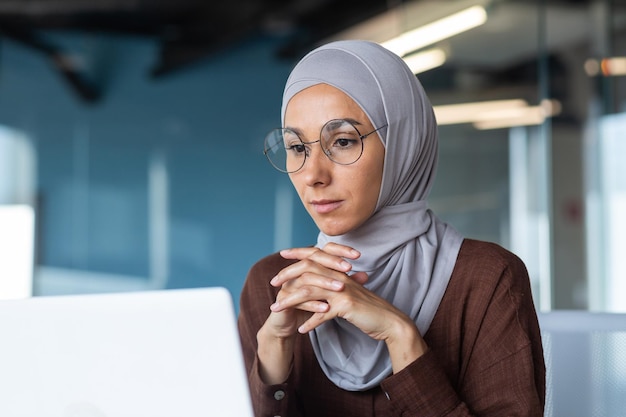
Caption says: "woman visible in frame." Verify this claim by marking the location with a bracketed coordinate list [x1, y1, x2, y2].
[238, 40, 545, 417]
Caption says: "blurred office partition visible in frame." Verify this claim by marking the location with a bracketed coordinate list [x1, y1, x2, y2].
[0, 126, 36, 299]
[0, 205, 35, 299]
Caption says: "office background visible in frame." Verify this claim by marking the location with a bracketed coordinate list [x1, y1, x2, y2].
[0, 0, 624, 312]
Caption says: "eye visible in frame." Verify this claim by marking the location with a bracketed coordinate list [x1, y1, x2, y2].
[283, 131, 308, 156]
[334, 137, 358, 148]
[286, 143, 307, 155]
[327, 130, 360, 150]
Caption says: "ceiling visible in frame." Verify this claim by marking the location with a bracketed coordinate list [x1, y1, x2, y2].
[0, 0, 391, 75]
[0, 0, 608, 104]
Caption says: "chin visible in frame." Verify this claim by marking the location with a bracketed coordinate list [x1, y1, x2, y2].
[315, 221, 352, 237]
[321, 230, 343, 237]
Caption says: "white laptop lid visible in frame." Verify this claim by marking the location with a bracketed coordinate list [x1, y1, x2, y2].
[0, 287, 253, 417]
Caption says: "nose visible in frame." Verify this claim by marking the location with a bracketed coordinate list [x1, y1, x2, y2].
[297, 143, 332, 186]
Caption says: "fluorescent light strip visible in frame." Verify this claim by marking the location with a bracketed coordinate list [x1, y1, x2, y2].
[403, 48, 447, 74]
[434, 99, 528, 125]
[381, 5, 487, 57]
[473, 107, 546, 130]
[475, 100, 561, 130]
[434, 99, 561, 129]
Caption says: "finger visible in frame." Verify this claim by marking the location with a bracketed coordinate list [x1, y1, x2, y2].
[298, 311, 332, 333]
[270, 259, 350, 287]
[271, 283, 339, 312]
[270, 269, 346, 290]
[270, 299, 330, 314]
[280, 247, 354, 276]
[320, 242, 362, 259]
[281, 243, 361, 261]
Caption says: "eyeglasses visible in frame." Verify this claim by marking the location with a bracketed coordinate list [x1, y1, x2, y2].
[263, 119, 387, 173]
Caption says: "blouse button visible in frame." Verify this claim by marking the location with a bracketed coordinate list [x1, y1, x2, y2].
[274, 390, 286, 401]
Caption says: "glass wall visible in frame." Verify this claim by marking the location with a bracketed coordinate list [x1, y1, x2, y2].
[0, 0, 624, 312]
[390, 0, 625, 312]
[583, 0, 626, 312]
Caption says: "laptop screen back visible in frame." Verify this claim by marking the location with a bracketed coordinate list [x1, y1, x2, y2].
[0, 287, 253, 417]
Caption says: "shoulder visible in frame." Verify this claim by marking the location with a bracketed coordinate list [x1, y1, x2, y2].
[438, 238, 534, 322]
[428, 242, 545, 412]
[452, 238, 530, 292]
[431, 238, 541, 368]
[456, 238, 527, 273]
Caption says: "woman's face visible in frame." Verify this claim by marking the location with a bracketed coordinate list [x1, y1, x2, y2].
[285, 83, 385, 236]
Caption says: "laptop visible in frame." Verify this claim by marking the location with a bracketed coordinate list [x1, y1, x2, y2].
[0, 287, 254, 417]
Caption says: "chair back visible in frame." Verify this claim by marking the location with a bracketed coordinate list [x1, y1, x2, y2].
[538, 310, 626, 417]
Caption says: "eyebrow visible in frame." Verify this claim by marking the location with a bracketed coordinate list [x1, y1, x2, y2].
[284, 118, 364, 136]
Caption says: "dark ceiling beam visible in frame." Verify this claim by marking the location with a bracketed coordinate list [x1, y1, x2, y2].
[0, 23, 101, 102]
[0, 0, 394, 93]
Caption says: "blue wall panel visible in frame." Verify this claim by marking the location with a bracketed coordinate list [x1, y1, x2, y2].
[0, 33, 319, 304]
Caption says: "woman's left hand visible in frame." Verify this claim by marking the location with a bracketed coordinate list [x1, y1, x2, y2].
[270, 243, 428, 372]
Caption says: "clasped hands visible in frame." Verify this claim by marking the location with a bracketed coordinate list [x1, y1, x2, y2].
[267, 243, 423, 350]
[258, 242, 428, 382]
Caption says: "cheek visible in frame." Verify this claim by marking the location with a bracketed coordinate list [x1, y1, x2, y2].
[359, 160, 384, 207]
[350, 171, 380, 211]
[365, 174, 382, 208]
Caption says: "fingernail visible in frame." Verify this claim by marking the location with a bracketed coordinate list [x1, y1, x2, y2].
[331, 280, 343, 290]
[340, 260, 352, 270]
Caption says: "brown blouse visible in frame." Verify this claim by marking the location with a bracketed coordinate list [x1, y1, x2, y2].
[238, 239, 546, 417]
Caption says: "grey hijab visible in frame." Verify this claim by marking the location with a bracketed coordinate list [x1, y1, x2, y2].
[281, 40, 463, 391]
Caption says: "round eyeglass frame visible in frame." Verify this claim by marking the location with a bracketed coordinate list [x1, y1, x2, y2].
[263, 119, 387, 173]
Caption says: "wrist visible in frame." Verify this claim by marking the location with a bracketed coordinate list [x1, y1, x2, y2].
[257, 323, 296, 385]
[258, 317, 294, 339]
[385, 317, 428, 373]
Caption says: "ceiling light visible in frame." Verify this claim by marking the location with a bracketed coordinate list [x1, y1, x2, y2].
[472, 106, 546, 130]
[601, 57, 626, 76]
[473, 99, 562, 130]
[584, 57, 626, 77]
[403, 48, 447, 74]
[381, 5, 488, 57]
[325, 1, 490, 59]
[433, 99, 561, 129]
[434, 99, 528, 125]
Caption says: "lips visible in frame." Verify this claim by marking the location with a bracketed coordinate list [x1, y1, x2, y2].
[310, 199, 343, 214]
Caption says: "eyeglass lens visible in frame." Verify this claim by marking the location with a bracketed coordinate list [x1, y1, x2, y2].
[264, 119, 365, 173]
